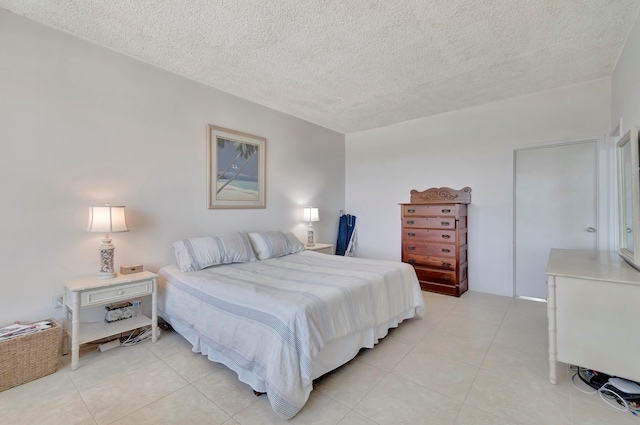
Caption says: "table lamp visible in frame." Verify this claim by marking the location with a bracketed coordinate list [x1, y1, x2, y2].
[303, 206, 319, 246]
[87, 204, 128, 279]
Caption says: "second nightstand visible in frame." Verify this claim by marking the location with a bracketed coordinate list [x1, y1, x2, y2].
[62, 271, 158, 370]
[305, 243, 335, 255]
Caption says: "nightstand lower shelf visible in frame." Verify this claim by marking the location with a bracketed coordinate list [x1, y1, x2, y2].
[69, 315, 152, 345]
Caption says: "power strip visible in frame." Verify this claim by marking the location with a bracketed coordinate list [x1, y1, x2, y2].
[98, 339, 120, 352]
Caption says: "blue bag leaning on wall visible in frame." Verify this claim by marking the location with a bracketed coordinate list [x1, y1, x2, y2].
[336, 212, 356, 256]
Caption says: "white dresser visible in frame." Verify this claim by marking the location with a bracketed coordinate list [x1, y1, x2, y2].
[546, 249, 640, 384]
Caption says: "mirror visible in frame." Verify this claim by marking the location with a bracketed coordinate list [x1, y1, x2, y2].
[617, 127, 640, 270]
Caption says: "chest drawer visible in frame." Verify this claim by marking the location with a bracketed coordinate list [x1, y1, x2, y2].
[403, 217, 456, 229]
[414, 263, 468, 287]
[403, 205, 463, 217]
[414, 268, 458, 286]
[403, 241, 457, 257]
[81, 280, 153, 307]
[402, 228, 466, 245]
[403, 254, 457, 270]
[404, 247, 467, 264]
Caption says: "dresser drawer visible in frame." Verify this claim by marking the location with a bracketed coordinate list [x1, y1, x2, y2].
[403, 205, 463, 217]
[81, 280, 153, 307]
[403, 241, 457, 257]
[402, 217, 456, 229]
[414, 268, 458, 286]
[402, 228, 466, 245]
[415, 263, 467, 286]
[403, 254, 456, 270]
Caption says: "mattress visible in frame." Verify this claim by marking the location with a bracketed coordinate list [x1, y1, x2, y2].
[158, 250, 425, 419]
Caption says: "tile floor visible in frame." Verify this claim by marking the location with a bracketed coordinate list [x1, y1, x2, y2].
[1, 291, 638, 424]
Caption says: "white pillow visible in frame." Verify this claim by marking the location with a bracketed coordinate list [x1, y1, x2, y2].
[284, 231, 306, 254]
[248, 231, 305, 260]
[173, 232, 256, 272]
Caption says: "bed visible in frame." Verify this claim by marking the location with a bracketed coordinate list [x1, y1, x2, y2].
[157, 231, 425, 419]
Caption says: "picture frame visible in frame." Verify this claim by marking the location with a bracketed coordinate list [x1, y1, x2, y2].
[207, 125, 266, 209]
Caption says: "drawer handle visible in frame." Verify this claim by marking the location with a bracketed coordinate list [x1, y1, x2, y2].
[441, 221, 450, 226]
[407, 259, 416, 264]
[407, 232, 416, 237]
[408, 246, 416, 251]
[442, 209, 451, 213]
[442, 276, 451, 281]
[442, 262, 451, 267]
[441, 234, 451, 239]
[407, 220, 414, 225]
[117, 290, 124, 295]
[408, 209, 416, 213]
[442, 248, 451, 253]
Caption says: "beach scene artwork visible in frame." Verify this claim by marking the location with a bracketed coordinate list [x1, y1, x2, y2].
[207, 125, 266, 209]
[216, 137, 260, 201]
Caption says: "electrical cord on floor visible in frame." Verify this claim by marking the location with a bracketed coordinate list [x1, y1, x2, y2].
[570, 365, 640, 416]
[93, 326, 162, 351]
[120, 326, 161, 347]
[570, 369, 597, 395]
[599, 384, 631, 413]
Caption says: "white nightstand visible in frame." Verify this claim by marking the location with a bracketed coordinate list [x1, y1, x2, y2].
[305, 243, 335, 255]
[62, 271, 158, 370]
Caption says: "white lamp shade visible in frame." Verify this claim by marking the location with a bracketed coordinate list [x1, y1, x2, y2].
[87, 205, 129, 233]
[303, 207, 320, 223]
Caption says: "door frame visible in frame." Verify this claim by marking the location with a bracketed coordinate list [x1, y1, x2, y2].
[511, 134, 611, 299]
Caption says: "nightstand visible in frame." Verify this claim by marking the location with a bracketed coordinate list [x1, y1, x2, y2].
[62, 271, 158, 370]
[305, 243, 335, 255]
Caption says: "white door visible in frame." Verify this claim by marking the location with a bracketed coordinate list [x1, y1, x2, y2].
[514, 141, 598, 299]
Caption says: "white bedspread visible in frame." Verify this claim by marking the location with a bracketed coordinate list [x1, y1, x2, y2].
[158, 251, 425, 419]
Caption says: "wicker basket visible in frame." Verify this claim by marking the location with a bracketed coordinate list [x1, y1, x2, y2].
[0, 318, 60, 392]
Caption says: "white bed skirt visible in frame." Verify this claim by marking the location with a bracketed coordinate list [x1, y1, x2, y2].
[159, 306, 417, 391]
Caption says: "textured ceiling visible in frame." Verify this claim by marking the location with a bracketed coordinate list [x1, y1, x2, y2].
[2, 1, 639, 133]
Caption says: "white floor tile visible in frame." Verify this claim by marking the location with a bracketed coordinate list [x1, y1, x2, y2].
[454, 403, 522, 425]
[465, 369, 571, 425]
[79, 360, 189, 425]
[5, 290, 618, 424]
[192, 367, 260, 417]
[392, 348, 479, 402]
[314, 359, 386, 408]
[415, 328, 492, 367]
[162, 348, 222, 383]
[432, 314, 499, 344]
[353, 373, 462, 424]
[110, 385, 230, 425]
[232, 390, 350, 424]
[356, 335, 412, 371]
[66, 344, 157, 390]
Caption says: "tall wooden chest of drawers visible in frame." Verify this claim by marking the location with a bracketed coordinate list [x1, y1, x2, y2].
[400, 187, 471, 297]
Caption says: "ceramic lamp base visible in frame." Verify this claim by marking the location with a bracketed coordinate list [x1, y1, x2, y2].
[97, 240, 117, 279]
[306, 226, 315, 247]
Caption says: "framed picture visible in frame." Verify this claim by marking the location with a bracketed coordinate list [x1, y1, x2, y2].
[207, 125, 266, 209]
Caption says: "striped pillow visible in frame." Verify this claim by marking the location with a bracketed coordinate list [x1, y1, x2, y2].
[248, 231, 305, 260]
[173, 232, 256, 272]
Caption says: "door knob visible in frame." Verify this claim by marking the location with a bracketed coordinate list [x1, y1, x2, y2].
[586, 227, 596, 233]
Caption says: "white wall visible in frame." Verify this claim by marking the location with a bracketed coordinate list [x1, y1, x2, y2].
[612, 9, 640, 132]
[0, 9, 345, 326]
[346, 79, 611, 296]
